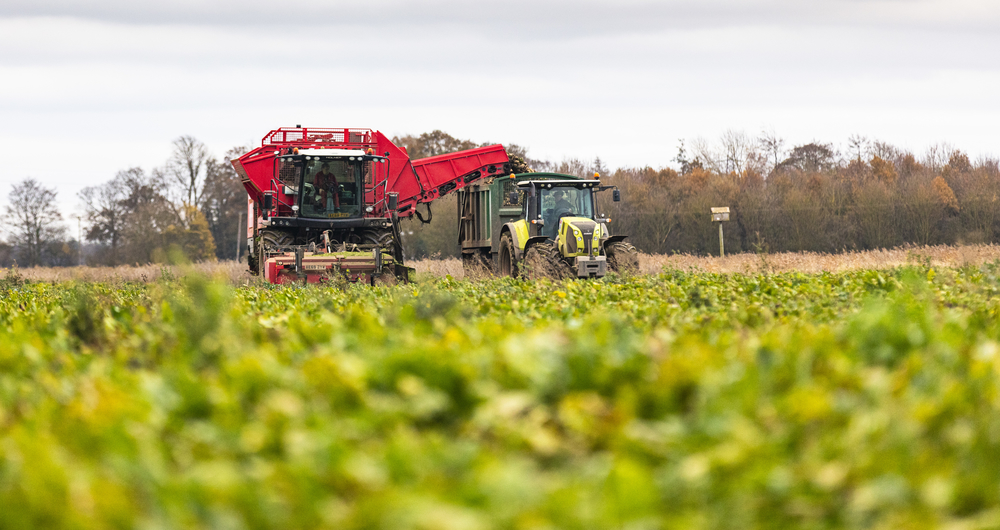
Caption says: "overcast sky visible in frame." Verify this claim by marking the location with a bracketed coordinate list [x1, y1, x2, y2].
[2, 0, 998, 222]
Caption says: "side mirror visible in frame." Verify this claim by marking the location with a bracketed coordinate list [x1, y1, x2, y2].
[263, 192, 274, 211]
[612, 189, 621, 202]
[387, 192, 399, 211]
[509, 190, 518, 205]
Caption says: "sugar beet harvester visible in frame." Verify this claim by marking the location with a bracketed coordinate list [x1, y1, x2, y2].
[232, 127, 510, 284]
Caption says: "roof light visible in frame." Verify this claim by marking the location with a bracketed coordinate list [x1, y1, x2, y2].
[594, 172, 600, 179]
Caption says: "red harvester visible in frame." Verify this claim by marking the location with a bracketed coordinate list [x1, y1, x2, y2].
[232, 126, 510, 284]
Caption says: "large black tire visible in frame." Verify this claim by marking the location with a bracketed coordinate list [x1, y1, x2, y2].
[606, 241, 639, 275]
[462, 250, 493, 280]
[253, 229, 295, 274]
[261, 229, 295, 252]
[523, 241, 569, 280]
[498, 233, 519, 278]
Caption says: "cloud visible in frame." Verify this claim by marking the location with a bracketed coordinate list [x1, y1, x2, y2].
[2, 0, 998, 36]
[2, 0, 999, 216]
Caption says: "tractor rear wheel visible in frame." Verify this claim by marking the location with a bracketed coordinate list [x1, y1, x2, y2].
[498, 233, 518, 278]
[606, 241, 639, 275]
[523, 241, 568, 280]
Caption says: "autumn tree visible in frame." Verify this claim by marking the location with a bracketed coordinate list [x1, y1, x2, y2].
[116, 168, 179, 264]
[392, 130, 479, 159]
[162, 205, 217, 263]
[201, 146, 252, 260]
[776, 143, 836, 174]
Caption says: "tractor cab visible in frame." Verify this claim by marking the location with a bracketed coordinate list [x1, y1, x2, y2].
[516, 179, 606, 240]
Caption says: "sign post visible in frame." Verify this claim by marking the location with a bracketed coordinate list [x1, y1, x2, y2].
[711, 207, 730, 257]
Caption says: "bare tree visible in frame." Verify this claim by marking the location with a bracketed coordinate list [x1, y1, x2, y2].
[720, 129, 752, 174]
[689, 137, 722, 174]
[847, 134, 868, 161]
[79, 168, 140, 265]
[758, 129, 786, 174]
[869, 140, 899, 163]
[4, 178, 66, 266]
[167, 135, 210, 208]
[921, 143, 955, 173]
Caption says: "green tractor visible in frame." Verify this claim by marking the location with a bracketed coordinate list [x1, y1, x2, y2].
[457, 172, 638, 279]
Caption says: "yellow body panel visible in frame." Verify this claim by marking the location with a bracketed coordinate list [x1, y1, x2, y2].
[556, 217, 602, 258]
[512, 219, 530, 250]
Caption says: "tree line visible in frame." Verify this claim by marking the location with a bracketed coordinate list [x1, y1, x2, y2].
[0, 136, 247, 267]
[600, 134, 998, 256]
[4, 130, 997, 267]
[400, 130, 1000, 258]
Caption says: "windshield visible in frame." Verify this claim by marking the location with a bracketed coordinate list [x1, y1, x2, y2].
[539, 186, 594, 238]
[298, 158, 365, 218]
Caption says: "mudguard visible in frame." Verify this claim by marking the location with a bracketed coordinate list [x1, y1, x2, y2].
[603, 235, 629, 246]
[501, 221, 531, 260]
[522, 236, 551, 258]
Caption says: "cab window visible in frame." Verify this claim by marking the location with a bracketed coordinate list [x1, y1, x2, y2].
[300, 158, 363, 218]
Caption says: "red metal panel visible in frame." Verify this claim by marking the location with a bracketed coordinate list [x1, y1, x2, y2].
[412, 144, 509, 188]
[408, 144, 510, 204]
[235, 126, 510, 221]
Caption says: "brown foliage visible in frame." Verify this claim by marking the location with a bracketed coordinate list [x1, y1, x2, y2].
[870, 156, 898, 184]
[932, 176, 959, 213]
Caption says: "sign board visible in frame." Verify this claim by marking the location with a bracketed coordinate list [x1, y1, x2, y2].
[711, 207, 730, 222]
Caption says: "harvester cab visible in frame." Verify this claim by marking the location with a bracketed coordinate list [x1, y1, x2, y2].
[457, 172, 639, 279]
[277, 149, 386, 221]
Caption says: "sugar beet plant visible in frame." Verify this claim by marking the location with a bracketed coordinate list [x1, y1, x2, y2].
[2, 265, 1000, 529]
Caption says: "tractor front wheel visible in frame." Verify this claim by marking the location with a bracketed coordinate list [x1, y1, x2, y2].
[498, 233, 518, 278]
[523, 241, 568, 280]
[606, 241, 639, 275]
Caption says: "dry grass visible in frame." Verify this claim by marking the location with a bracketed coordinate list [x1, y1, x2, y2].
[640, 244, 1000, 275]
[2, 261, 255, 285]
[410, 244, 1000, 279]
[6, 244, 1000, 284]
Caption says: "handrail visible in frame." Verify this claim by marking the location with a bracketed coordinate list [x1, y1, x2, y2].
[261, 127, 375, 147]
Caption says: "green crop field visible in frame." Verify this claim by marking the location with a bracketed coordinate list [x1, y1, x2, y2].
[2, 264, 1000, 529]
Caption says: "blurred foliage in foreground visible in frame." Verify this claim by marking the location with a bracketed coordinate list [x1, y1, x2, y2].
[3, 265, 1000, 529]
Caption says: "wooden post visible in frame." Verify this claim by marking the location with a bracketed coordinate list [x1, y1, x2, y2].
[719, 222, 725, 257]
[711, 207, 730, 257]
[236, 211, 242, 261]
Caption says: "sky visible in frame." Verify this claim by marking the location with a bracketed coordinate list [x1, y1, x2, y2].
[1, 0, 998, 224]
